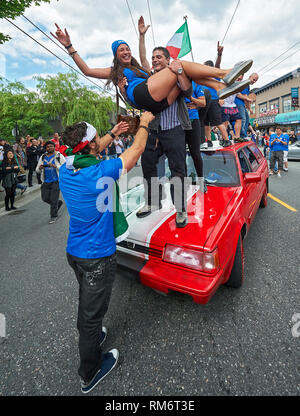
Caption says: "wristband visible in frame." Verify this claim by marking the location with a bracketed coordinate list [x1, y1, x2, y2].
[65, 44, 72, 49]
[138, 125, 149, 133]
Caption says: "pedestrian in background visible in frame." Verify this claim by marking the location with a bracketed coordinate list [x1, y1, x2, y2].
[1, 149, 19, 211]
[36, 141, 65, 224]
[269, 126, 286, 177]
[26, 138, 44, 186]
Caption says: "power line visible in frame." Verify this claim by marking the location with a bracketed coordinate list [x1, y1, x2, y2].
[259, 46, 300, 79]
[21, 14, 112, 92]
[146, 0, 155, 47]
[220, 0, 240, 45]
[257, 40, 300, 74]
[125, 0, 139, 40]
[4, 17, 115, 98]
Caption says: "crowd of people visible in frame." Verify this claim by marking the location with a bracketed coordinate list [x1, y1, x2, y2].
[1, 15, 299, 394]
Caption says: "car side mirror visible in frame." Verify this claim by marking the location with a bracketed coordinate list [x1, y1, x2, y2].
[243, 172, 261, 184]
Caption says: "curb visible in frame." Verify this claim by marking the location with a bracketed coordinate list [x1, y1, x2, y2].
[0, 184, 41, 211]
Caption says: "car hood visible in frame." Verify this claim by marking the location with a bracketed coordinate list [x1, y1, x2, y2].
[122, 184, 238, 251]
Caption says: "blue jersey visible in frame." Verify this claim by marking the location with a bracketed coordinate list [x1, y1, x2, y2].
[43, 154, 58, 183]
[201, 78, 220, 100]
[123, 67, 149, 108]
[270, 134, 286, 151]
[59, 158, 123, 259]
[235, 86, 250, 106]
[282, 134, 289, 151]
[185, 81, 204, 120]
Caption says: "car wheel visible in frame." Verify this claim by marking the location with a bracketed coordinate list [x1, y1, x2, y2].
[259, 181, 268, 208]
[226, 235, 244, 288]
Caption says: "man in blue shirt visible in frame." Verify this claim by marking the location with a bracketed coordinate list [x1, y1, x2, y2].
[269, 126, 286, 177]
[36, 141, 65, 223]
[235, 73, 259, 137]
[59, 112, 154, 394]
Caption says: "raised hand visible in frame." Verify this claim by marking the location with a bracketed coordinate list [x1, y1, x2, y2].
[112, 121, 129, 136]
[217, 41, 224, 55]
[50, 23, 71, 47]
[138, 16, 150, 35]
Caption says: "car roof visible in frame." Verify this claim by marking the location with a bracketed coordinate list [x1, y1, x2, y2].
[200, 140, 253, 152]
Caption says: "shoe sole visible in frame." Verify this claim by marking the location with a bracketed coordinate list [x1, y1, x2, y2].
[81, 349, 119, 394]
[218, 80, 251, 100]
[224, 60, 253, 86]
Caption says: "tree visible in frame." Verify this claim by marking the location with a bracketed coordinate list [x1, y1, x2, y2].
[0, 0, 55, 44]
[35, 72, 116, 134]
[0, 77, 52, 140]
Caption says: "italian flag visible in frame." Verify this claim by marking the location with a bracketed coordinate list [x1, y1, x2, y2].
[166, 21, 192, 59]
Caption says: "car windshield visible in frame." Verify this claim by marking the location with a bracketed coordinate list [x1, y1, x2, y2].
[119, 150, 240, 217]
[186, 150, 240, 187]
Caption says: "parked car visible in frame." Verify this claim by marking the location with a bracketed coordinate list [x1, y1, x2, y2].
[117, 141, 269, 304]
[288, 141, 300, 160]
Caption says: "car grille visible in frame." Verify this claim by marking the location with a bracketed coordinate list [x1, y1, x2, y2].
[117, 241, 163, 259]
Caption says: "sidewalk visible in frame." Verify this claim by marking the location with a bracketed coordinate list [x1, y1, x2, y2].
[0, 176, 41, 210]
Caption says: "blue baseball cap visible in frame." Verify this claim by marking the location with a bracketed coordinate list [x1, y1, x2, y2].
[111, 40, 130, 56]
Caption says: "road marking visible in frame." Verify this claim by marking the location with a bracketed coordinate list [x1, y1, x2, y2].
[268, 193, 298, 212]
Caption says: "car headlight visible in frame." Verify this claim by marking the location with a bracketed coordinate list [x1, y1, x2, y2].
[163, 244, 219, 273]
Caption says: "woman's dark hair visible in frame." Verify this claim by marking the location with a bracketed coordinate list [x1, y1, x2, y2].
[3, 149, 15, 165]
[61, 122, 93, 154]
[107, 54, 150, 88]
[204, 60, 214, 67]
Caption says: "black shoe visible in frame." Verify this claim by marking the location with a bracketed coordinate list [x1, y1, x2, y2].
[221, 140, 232, 148]
[207, 140, 213, 148]
[136, 204, 162, 218]
[29, 184, 33, 187]
[5, 207, 11, 211]
[176, 211, 188, 228]
[80, 349, 119, 394]
[11, 206, 17, 210]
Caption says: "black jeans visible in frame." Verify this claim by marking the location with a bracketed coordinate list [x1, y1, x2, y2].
[141, 125, 187, 212]
[67, 252, 117, 382]
[185, 119, 203, 178]
[28, 164, 41, 186]
[4, 185, 17, 209]
[41, 181, 60, 218]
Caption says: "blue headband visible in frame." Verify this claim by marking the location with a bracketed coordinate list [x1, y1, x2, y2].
[111, 40, 130, 56]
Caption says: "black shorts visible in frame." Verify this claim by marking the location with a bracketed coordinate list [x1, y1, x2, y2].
[133, 80, 169, 114]
[204, 99, 222, 127]
[221, 107, 242, 123]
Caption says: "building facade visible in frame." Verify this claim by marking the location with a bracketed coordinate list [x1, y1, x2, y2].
[252, 67, 300, 133]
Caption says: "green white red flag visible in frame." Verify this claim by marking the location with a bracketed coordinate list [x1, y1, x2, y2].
[166, 21, 192, 59]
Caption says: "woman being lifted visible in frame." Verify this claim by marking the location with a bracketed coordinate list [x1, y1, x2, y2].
[51, 22, 253, 113]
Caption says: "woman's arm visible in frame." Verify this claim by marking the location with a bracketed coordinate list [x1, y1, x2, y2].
[51, 24, 112, 79]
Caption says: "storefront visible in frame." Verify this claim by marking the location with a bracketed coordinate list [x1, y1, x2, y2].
[275, 110, 300, 134]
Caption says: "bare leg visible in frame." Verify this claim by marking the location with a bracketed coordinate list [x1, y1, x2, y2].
[147, 64, 231, 103]
[218, 123, 229, 140]
[234, 119, 242, 138]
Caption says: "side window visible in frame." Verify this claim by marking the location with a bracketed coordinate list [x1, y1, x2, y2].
[238, 150, 251, 173]
[249, 144, 263, 162]
[243, 147, 259, 171]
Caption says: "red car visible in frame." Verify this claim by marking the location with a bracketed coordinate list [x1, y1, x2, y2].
[117, 141, 269, 304]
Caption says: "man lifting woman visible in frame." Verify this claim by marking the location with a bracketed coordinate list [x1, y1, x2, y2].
[51, 21, 253, 113]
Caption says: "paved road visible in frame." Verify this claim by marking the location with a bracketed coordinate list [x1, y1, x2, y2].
[0, 161, 299, 396]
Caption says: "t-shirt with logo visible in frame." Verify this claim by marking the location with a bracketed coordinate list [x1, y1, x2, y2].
[270, 134, 286, 152]
[59, 157, 123, 259]
[43, 154, 59, 183]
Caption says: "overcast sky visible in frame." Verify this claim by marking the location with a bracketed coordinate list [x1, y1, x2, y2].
[1, 0, 300, 92]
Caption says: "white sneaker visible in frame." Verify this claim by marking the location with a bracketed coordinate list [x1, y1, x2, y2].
[277, 172, 281, 177]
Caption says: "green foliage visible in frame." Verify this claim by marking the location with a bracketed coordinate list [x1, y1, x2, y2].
[0, 0, 53, 44]
[36, 72, 116, 134]
[0, 72, 117, 140]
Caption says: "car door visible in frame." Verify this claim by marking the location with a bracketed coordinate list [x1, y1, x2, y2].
[242, 145, 263, 220]
[237, 148, 258, 223]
